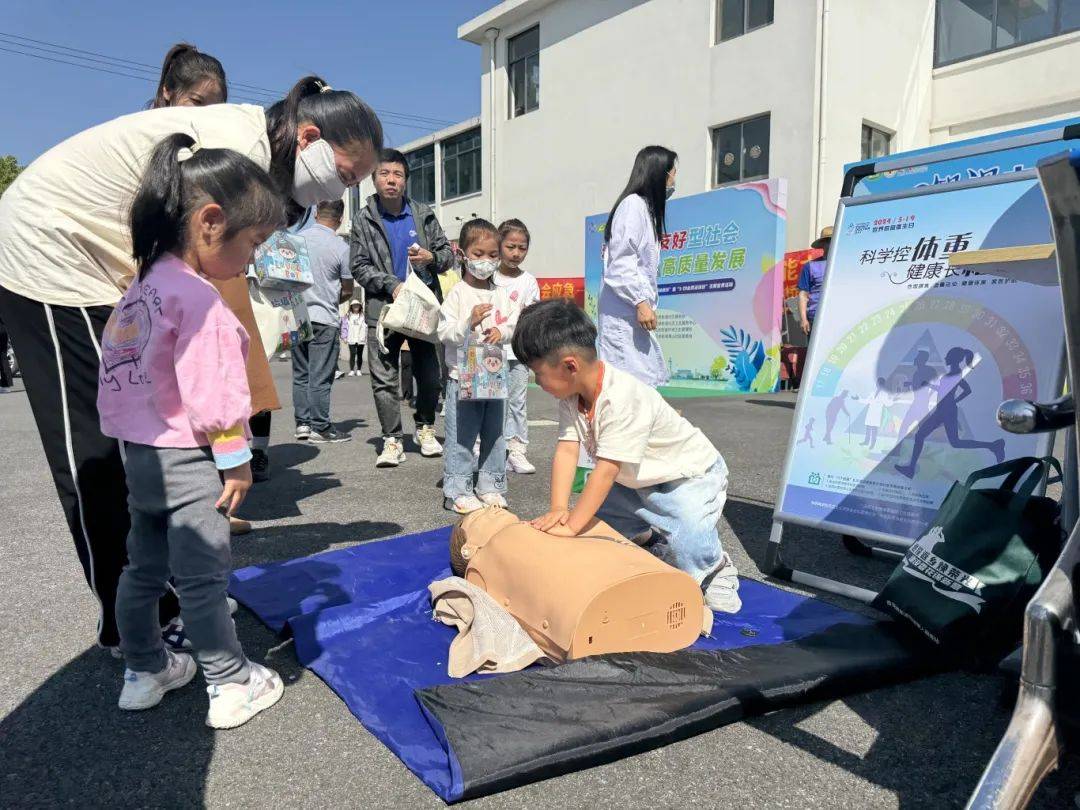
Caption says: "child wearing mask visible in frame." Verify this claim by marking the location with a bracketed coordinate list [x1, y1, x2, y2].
[493, 219, 541, 474]
[98, 134, 286, 728]
[437, 219, 519, 514]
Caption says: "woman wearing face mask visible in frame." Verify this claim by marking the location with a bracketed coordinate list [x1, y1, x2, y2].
[0, 74, 382, 653]
[598, 145, 678, 388]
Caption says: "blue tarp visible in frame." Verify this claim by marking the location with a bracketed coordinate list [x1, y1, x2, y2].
[230, 528, 874, 801]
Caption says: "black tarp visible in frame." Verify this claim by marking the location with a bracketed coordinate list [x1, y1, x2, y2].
[417, 621, 941, 802]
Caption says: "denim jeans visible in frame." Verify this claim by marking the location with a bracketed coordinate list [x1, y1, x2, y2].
[595, 458, 729, 583]
[503, 359, 530, 447]
[443, 378, 507, 499]
[291, 322, 340, 432]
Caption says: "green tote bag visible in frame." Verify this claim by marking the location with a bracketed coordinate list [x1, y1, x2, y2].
[873, 456, 1064, 664]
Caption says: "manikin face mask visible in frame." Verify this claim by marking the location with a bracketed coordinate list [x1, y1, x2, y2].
[467, 258, 499, 280]
[293, 139, 346, 208]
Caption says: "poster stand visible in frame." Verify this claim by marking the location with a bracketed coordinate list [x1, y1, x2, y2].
[764, 159, 1070, 604]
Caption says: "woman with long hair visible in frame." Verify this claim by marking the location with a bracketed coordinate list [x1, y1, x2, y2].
[0, 75, 382, 652]
[148, 43, 227, 108]
[599, 145, 677, 387]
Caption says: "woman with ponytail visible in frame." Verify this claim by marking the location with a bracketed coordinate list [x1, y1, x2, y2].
[149, 43, 227, 108]
[0, 75, 382, 653]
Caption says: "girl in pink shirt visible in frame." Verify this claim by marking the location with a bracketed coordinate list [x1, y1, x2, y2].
[98, 133, 286, 729]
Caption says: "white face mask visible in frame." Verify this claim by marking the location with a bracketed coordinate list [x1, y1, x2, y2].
[467, 258, 499, 280]
[293, 139, 346, 208]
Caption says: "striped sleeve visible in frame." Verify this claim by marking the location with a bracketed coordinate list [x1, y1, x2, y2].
[206, 424, 252, 470]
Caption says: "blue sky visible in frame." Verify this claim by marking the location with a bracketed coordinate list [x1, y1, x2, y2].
[1, 1, 495, 164]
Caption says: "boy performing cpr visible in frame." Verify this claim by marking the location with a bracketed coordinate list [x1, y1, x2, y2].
[513, 298, 741, 613]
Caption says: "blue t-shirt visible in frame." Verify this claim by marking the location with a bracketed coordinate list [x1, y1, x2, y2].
[378, 199, 419, 283]
[797, 259, 827, 322]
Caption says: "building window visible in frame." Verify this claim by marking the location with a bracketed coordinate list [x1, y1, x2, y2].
[717, 0, 774, 42]
[508, 26, 540, 117]
[712, 114, 770, 186]
[861, 124, 893, 161]
[406, 146, 435, 206]
[442, 129, 482, 199]
[935, 0, 1080, 66]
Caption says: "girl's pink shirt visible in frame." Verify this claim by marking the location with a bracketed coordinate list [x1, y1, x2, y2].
[97, 253, 252, 461]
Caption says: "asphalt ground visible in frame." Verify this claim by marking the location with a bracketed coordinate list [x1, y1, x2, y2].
[2, 358, 1078, 809]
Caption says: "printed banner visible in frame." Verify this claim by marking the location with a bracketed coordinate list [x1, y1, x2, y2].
[848, 116, 1080, 197]
[538, 276, 585, 308]
[783, 249, 821, 301]
[584, 180, 787, 394]
[777, 175, 1064, 540]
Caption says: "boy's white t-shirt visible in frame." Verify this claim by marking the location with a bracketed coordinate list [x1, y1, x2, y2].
[557, 363, 720, 489]
[492, 269, 540, 360]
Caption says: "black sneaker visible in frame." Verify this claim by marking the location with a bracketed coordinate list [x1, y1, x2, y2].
[308, 428, 352, 444]
[250, 448, 270, 482]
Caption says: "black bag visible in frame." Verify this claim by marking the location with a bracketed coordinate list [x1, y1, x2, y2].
[873, 456, 1064, 664]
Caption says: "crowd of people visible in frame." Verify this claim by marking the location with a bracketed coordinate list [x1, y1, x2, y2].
[0, 42, 739, 731]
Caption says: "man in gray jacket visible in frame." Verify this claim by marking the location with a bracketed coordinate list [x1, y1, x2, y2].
[350, 148, 454, 467]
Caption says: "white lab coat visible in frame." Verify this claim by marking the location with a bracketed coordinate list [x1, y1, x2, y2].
[597, 194, 668, 387]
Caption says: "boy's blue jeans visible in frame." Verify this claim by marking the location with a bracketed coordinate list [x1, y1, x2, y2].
[443, 378, 508, 500]
[595, 458, 729, 583]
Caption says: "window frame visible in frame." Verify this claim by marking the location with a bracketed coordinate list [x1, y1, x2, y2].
[710, 113, 771, 188]
[934, 0, 1080, 67]
[861, 123, 893, 161]
[441, 128, 483, 201]
[508, 25, 540, 118]
[715, 0, 775, 44]
[405, 145, 436, 206]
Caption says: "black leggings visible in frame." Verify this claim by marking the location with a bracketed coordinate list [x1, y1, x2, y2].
[0, 285, 179, 645]
[348, 342, 363, 371]
[249, 410, 271, 438]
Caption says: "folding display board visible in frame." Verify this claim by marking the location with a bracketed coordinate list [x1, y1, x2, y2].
[766, 170, 1067, 602]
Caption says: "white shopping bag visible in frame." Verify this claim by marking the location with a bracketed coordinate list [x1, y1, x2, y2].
[376, 271, 441, 352]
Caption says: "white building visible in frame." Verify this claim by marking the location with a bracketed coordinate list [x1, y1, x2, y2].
[351, 0, 1080, 279]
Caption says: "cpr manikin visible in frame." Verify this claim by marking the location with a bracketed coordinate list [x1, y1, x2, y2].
[450, 507, 712, 662]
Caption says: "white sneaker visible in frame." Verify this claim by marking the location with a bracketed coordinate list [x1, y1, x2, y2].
[205, 662, 284, 730]
[416, 425, 443, 457]
[507, 449, 536, 474]
[294, 424, 311, 441]
[118, 649, 197, 710]
[703, 557, 742, 614]
[334, 370, 345, 380]
[376, 436, 406, 468]
[445, 494, 485, 514]
[477, 492, 508, 508]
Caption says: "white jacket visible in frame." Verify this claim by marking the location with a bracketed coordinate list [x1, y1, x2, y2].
[438, 281, 519, 380]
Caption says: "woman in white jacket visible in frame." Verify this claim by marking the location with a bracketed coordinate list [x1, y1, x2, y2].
[598, 146, 678, 387]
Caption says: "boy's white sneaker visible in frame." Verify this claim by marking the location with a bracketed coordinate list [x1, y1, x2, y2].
[118, 649, 197, 710]
[206, 662, 284, 730]
[376, 437, 406, 468]
[476, 492, 508, 508]
[703, 558, 742, 614]
[446, 494, 485, 514]
[416, 425, 443, 457]
[507, 449, 536, 474]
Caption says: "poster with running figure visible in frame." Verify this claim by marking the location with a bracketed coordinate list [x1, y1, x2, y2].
[777, 173, 1065, 541]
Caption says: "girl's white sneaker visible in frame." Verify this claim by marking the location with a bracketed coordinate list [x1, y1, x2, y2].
[118, 649, 197, 710]
[205, 662, 284, 730]
[477, 492, 508, 508]
[446, 494, 484, 514]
